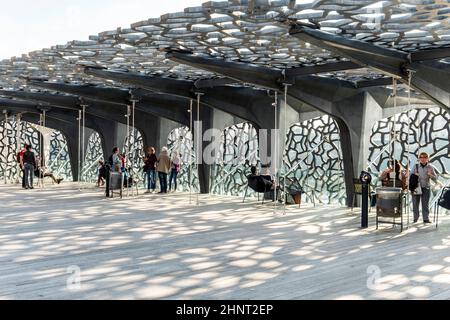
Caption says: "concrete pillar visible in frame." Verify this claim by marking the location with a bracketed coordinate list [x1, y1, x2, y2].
[333, 92, 384, 206]
[159, 118, 181, 152]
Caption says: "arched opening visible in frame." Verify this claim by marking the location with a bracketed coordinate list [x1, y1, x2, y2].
[210, 122, 259, 196]
[368, 107, 450, 205]
[284, 115, 346, 205]
[167, 126, 199, 192]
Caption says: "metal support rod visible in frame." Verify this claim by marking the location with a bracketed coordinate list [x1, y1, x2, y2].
[282, 84, 290, 214]
[4, 111, 8, 185]
[37, 113, 42, 188]
[189, 99, 193, 204]
[77, 110, 81, 183]
[131, 99, 136, 196]
[126, 104, 130, 198]
[406, 71, 413, 227]
[41, 109, 47, 189]
[42, 110, 46, 167]
[81, 104, 86, 185]
[15, 113, 21, 184]
[392, 78, 397, 188]
[196, 93, 202, 206]
[273, 91, 278, 212]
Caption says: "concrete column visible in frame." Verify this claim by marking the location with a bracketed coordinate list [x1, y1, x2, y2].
[333, 92, 384, 206]
[159, 118, 181, 152]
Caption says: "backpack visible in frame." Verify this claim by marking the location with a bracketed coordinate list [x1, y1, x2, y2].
[108, 154, 114, 167]
[17, 151, 22, 163]
[438, 188, 450, 210]
[408, 164, 419, 192]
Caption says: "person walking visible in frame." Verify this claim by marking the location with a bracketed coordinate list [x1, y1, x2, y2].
[168, 152, 181, 192]
[411, 152, 439, 223]
[21, 144, 36, 189]
[144, 147, 158, 193]
[156, 146, 170, 194]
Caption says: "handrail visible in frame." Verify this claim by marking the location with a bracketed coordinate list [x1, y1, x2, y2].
[429, 174, 450, 210]
[284, 137, 328, 177]
[366, 138, 396, 171]
[46, 142, 68, 171]
[81, 154, 103, 176]
[54, 159, 70, 178]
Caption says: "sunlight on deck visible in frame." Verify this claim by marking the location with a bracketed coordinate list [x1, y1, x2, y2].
[0, 183, 450, 300]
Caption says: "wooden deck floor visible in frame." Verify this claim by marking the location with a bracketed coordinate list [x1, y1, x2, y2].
[1, 183, 450, 300]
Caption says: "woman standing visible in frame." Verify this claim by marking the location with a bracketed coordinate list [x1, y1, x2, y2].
[144, 147, 158, 193]
[110, 147, 121, 173]
[156, 146, 171, 194]
[169, 152, 181, 192]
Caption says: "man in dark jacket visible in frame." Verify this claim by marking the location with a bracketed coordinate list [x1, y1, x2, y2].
[21, 144, 36, 189]
[17, 144, 28, 189]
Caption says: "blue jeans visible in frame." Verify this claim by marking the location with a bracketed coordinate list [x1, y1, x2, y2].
[24, 163, 34, 188]
[146, 169, 156, 190]
[158, 172, 168, 193]
[169, 169, 178, 191]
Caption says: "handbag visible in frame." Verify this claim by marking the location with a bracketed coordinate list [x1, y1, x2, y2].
[414, 182, 422, 195]
[438, 188, 450, 210]
[409, 164, 419, 192]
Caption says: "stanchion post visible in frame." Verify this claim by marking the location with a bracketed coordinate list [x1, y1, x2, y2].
[15, 113, 21, 185]
[3, 110, 8, 185]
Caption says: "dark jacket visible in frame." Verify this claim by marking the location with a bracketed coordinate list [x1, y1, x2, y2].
[145, 153, 158, 171]
[22, 151, 36, 167]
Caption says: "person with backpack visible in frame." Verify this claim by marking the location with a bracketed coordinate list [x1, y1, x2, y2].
[17, 144, 28, 189]
[410, 152, 439, 223]
[108, 147, 121, 173]
[20, 144, 36, 189]
[168, 152, 181, 192]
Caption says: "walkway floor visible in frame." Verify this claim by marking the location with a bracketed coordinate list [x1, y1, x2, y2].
[1, 183, 449, 300]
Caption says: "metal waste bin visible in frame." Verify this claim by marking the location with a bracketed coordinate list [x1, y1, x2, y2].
[376, 187, 404, 231]
[376, 187, 402, 217]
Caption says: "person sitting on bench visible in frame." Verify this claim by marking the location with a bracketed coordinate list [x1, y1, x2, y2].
[248, 166, 274, 193]
[380, 159, 408, 190]
[34, 156, 63, 184]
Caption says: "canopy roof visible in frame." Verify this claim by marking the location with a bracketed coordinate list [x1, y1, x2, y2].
[1, 0, 449, 91]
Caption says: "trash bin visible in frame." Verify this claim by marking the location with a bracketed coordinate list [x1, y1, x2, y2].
[376, 187, 402, 218]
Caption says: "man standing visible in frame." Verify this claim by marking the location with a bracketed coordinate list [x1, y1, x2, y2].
[17, 144, 28, 189]
[21, 144, 36, 189]
[411, 152, 438, 223]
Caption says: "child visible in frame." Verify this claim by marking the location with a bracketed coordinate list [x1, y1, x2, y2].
[97, 161, 106, 187]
